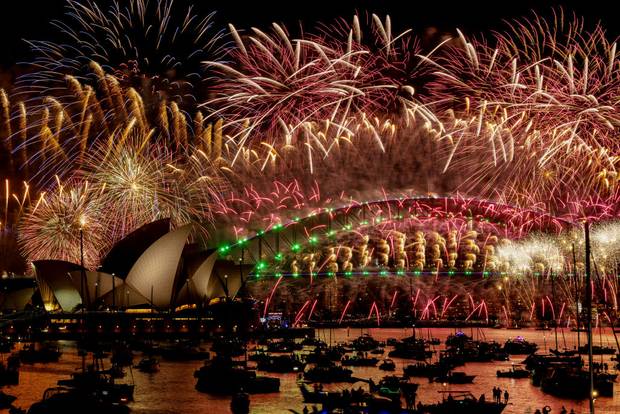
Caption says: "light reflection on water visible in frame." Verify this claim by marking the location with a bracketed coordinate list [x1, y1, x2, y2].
[2, 328, 619, 414]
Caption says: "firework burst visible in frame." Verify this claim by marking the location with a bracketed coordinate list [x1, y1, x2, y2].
[82, 135, 226, 241]
[17, 179, 104, 268]
[428, 10, 620, 214]
[4, 66, 213, 184]
[203, 15, 438, 168]
[20, 0, 227, 110]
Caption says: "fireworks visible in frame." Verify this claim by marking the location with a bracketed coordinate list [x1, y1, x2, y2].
[17, 179, 104, 269]
[496, 234, 565, 274]
[2, 65, 213, 185]
[84, 136, 225, 239]
[20, 0, 227, 110]
[4, 5, 620, 321]
[427, 10, 620, 213]
[202, 15, 438, 168]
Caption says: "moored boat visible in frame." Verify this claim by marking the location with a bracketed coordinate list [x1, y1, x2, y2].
[27, 387, 130, 414]
[194, 355, 280, 394]
[135, 357, 159, 373]
[496, 364, 530, 379]
[432, 371, 475, 384]
[379, 358, 396, 371]
[418, 391, 506, 414]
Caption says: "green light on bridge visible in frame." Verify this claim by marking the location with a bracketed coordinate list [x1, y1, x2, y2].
[291, 243, 302, 252]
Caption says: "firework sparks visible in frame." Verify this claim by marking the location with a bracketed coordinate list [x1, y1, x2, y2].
[18, 179, 104, 268]
[20, 0, 227, 110]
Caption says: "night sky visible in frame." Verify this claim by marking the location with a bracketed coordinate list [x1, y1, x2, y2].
[0, 0, 618, 73]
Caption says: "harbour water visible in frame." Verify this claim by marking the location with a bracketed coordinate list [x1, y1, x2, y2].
[3, 327, 620, 413]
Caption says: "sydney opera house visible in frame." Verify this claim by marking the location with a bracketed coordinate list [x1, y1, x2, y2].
[4, 219, 249, 314]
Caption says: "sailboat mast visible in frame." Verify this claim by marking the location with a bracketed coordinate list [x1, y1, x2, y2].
[584, 222, 594, 414]
[551, 269, 558, 351]
[572, 244, 581, 351]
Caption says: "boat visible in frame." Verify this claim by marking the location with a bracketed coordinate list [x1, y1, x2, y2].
[369, 375, 419, 401]
[341, 352, 378, 367]
[432, 371, 476, 384]
[418, 391, 506, 414]
[110, 344, 134, 367]
[0, 355, 19, 386]
[160, 342, 210, 361]
[386, 338, 399, 347]
[302, 345, 346, 364]
[503, 337, 538, 354]
[300, 337, 326, 347]
[496, 364, 530, 379]
[107, 364, 126, 379]
[18, 343, 62, 364]
[135, 357, 159, 373]
[522, 353, 583, 371]
[303, 361, 354, 383]
[194, 355, 280, 394]
[299, 383, 403, 412]
[541, 366, 614, 398]
[577, 344, 616, 355]
[27, 387, 130, 414]
[230, 391, 250, 414]
[443, 340, 505, 363]
[388, 338, 434, 360]
[445, 332, 472, 347]
[255, 354, 305, 373]
[379, 358, 396, 371]
[265, 340, 302, 353]
[403, 362, 450, 378]
[0, 338, 14, 354]
[298, 383, 367, 406]
[549, 348, 579, 357]
[211, 337, 245, 357]
[438, 350, 466, 367]
[0, 391, 16, 409]
[351, 334, 380, 351]
[57, 366, 135, 404]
